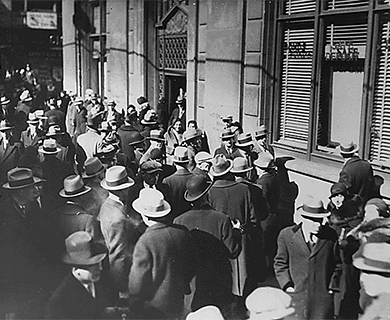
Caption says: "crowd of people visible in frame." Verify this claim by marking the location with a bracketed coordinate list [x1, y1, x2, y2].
[0, 85, 389, 320]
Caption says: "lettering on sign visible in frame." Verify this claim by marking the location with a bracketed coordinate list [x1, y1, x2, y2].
[324, 41, 365, 61]
[284, 42, 312, 59]
[26, 12, 57, 30]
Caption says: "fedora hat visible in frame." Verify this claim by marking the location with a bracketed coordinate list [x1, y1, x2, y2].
[254, 125, 271, 139]
[150, 148, 163, 160]
[186, 306, 224, 320]
[137, 96, 148, 105]
[140, 109, 157, 125]
[245, 287, 295, 320]
[148, 129, 165, 141]
[20, 90, 32, 102]
[27, 112, 39, 124]
[46, 125, 64, 137]
[231, 157, 252, 174]
[173, 146, 189, 163]
[61, 231, 107, 266]
[0, 96, 10, 105]
[34, 109, 47, 119]
[59, 175, 91, 198]
[183, 129, 202, 143]
[254, 154, 276, 170]
[38, 138, 61, 154]
[297, 196, 330, 218]
[128, 132, 146, 146]
[220, 128, 235, 140]
[132, 188, 171, 218]
[338, 141, 359, 155]
[82, 157, 106, 179]
[140, 160, 163, 174]
[85, 88, 94, 96]
[48, 115, 60, 126]
[184, 175, 212, 202]
[101, 165, 135, 190]
[176, 95, 185, 104]
[74, 97, 84, 105]
[194, 151, 212, 164]
[106, 99, 116, 106]
[2, 167, 44, 189]
[0, 119, 13, 131]
[221, 115, 233, 122]
[235, 133, 253, 147]
[210, 154, 234, 177]
[353, 242, 390, 273]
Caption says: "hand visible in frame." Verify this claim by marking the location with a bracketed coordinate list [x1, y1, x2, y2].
[286, 287, 295, 293]
[119, 291, 130, 299]
[231, 219, 241, 230]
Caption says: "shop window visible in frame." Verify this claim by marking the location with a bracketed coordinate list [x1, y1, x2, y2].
[316, 20, 367, 153]
[325, 0, 369, 10]
[283, 0, 316, 15]
[278, 25, 314, 145]
[370, 16, 390, 162]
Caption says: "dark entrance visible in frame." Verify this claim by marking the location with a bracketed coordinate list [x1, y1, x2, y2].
[165, 75, 186, 117]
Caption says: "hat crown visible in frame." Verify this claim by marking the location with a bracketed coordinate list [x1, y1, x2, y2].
[0, 119, 12, 130]
[194, 151, 212, 164]
[28, 112, 39, 122]
[47, 125, 61, 135]
[232, 157, 251, 172]
[149, 129, 164, 139]
[173, 146, 188, 161]
[137, 188, 169, 216]
[48, 115, 59, 126]
[339, 141, 359, 154]
[84, 157, 104, 176]
[183, 129, 201, 142]
[63, 175, 86, 195]
[7, 167, 34, 187]
[105, 165, 128, 184]
[43, 138, 57, 149]
[254, 153, 274, 169]
[20, 90, 32, 101]
[246, 287, 293, 316]
[100, 121, 112, 131]
[137, 96, 148, 105]
[140, 160, 162, 173]
[255, 125, 269, 137]
[220, 128, 235, 139]
[212, 154, 232, 175]
[330, 182, 347, 197]
[0, 96, 10, 104]
[186, 175, 210, 199]
[128, 132, 144, 145]
[300, 196, 328, 216]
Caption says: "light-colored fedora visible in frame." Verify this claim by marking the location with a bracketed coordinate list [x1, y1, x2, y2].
[46, 125, 64, 137]
[254, 125, 271, 139]
[186, 306, 224, 320]
[61, 231, 107, 266]
[20, 90, 32, 102]
[101, 165, 135, 190]
[231, 157, 252, 174]
[210, 154, 234, 177]
[297, 196, 330, 218]
[173, 146, 189, 163]
[235, 133, 253, 147]
[2, 167, 44, 189]
[132, 188, 171, 218]
[59, 175, 91, 198]
[254, 154, 277, 170]
[0, 96, 11, 105]
[337, 141, 359, 155]
[220, 128, 235, 140]
[0, 119, 13, 131]
[353, 242, 390, 273]
[27, 112, 39, 124]
[194, 151, 212, 164]
[39, 138, 61, 154]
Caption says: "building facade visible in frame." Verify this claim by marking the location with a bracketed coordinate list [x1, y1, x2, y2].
[62, 0, 390, 200]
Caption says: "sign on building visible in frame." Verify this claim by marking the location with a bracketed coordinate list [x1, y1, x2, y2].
[26, 12, 57, 30]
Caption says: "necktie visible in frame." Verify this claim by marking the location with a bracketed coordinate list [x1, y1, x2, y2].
[87, 283, 95, 298]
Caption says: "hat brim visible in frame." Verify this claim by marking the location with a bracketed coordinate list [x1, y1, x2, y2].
[184, 135, 202, 143]
[82, 166, 106, 179]
[298, 207, 330, 218]
[231, 166, 252, 174]
[254, 162, 277, 170]
[184, 181, 212, 202]
[254, 307, 295, 320]
[147, 137, 165, 142]
[221, 134, 235, 140]
[255, 132, 271, 138]
[38, 146, 62, 154]
[100, 177, 134, 190]
[129, 138, 146, 146]
[59, 185, 91, 198]
[22, 97, 33, 102]
[173, 158, 189, 164]
[235, 141, 253, 147]
[132, 198, 171, 218]
[142, 168, 163, 174]
[337, 145, 359, 155]
[61, 251, 107, 266]
[27, 120, 39, 124]
[210, 159, 234, 177]
[1, 100, 11, 105]
[352, 254, 390, 273]
[2, 176, 45, 189]
[141, 120, 157, 125]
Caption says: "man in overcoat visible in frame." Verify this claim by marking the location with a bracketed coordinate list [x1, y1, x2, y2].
[274, 196, 342, 320]
[130, 188, 196, 319]
[20, 112, 44, 148]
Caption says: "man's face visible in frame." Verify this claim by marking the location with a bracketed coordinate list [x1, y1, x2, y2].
[76, 263, 102, 283]
[301, 215, 323, 235]
[19, 183, 43, 202]
[222, 138, 233, 149]
[360, 271, 390, 297]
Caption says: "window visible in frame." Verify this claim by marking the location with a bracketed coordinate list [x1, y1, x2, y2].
[325, 0, 369, 10]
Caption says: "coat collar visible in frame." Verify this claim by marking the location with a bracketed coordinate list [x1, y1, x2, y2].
[291, 224, 328, 258]
[344, 156, 361, 166]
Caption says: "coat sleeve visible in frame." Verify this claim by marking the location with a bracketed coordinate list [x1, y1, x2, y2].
[221, 216, 242, 259]
[274, 230, 294, 291]
[338, 169, 352, 191]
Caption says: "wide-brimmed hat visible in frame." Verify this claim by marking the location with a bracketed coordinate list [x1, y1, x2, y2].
[140, 109, 157, 125]
[184, 175, 212, 202]
[38, 138, 61, 154]
[173, 146, 189, 163]
[128, 132, 146, 146]
[231, 157, 252, 173]
[194, 151, 212, 164]
[35, 109, 47, 119]
[2, 167, 44, 189]
[106, 99, 116, 106]
[0, 119, 13, 131]
[27, 112, 39, 124]
[101, 165, 134, 190]
[220, 128, 235, 140]
[132, 188, 171, 218]
[245, 287, 295, 320]
[85, 88, 94, 97]
[221, 115, 233, 122]
[20, 90, 32, 102]
[235, 133, 253, 147]
[329, 182, 347, 198]
[137, 96, 148, 105]
[183, 129, 202, 143]
[61, 231, 107, 266]
[96, 144, 119, 160]
[82, 157, 106, 179]
[59, 175, 91, 198]
[365, 198, 389, 217]
[0, 96, 10, 105]
[210, 154, 234, 177]
[338, 141, 359, 156]
[353, 242, 390, 273]
[46, 125, 64, 137]
[254, 125, 271, 139]
[148, 129, 165, 142]
[140, 160, 163, 174]
[297, 196, 330, 218]
[186, 306, 224, 320]
[254, 155, 276, 170]
[176, 95, 185, 104]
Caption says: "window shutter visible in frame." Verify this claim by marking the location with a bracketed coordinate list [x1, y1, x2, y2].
[370, 18, 390, 162]
[284, 0, 316, 15]
[326, 23, 367, 47]
[326, 0, 369, 10]
[279, 27, 314, 144]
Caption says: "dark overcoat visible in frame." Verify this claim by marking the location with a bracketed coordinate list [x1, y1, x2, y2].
[274, 224, 341, 320]
[128, 223, 195, 319]
[20, 127, 44, 148]
[339, 156, 376, 203]
[0, 138, 23, 185]
[208, 178, 256, 296]
[213, 145, 242, 160]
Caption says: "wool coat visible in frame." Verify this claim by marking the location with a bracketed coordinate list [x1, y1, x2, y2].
[274, 224, 342, 320]
[174, 204, 241, 311]
[0, 138, 23, 185]
[117, 124, 141, 160]
[99, 196, 141, 293]
[338, 156, 376, 204]
[20, 127, 44, 148]
[208, 178, 257, 296]
[213, 145, 242, 160]
[128, 222, 195, 319]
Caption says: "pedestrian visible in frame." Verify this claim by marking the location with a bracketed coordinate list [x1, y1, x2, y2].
[253, 124, 275, 160]
[182, 128, 203, 171]
[137, 96, 151, 123]
[168, 92, 186, 129]
[192, 151, 213, 181]
[214, 128, 242, 160]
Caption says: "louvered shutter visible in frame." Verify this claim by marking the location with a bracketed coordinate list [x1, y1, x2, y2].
[284, 0, 316, 15]
[370, 18, 390, 162]
[326, 0, 369, 10]
[326, 23, 367, 47]
[279, 27, 314, 144]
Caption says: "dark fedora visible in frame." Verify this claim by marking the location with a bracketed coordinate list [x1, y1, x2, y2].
[128, 132, 146, 146]
[59, 175, 91, 198]
[297, 196, 330, 218]
[210, 154, 233, 177]
[353, 242, 390, 273]
[338, 141, 359, 155]
[82, 157, 106, 179]
[61, 231, 107, 266]
[183, 129, 202, 143]
[235, 133, 253, 147]
[184, 175, 212, 202]
[220, 128, 235, 140]
[48, 115, 60, 127]
[137, 96, 148, 105]
[2, 167, 44, 190]
[254, 125, 271, 139]
[101, 165, 135, 190]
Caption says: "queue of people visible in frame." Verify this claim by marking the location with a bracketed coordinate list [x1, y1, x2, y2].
[0, 86, 388, 320]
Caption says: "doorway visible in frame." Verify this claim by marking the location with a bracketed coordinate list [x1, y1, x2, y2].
[165, 75, 186, 117]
